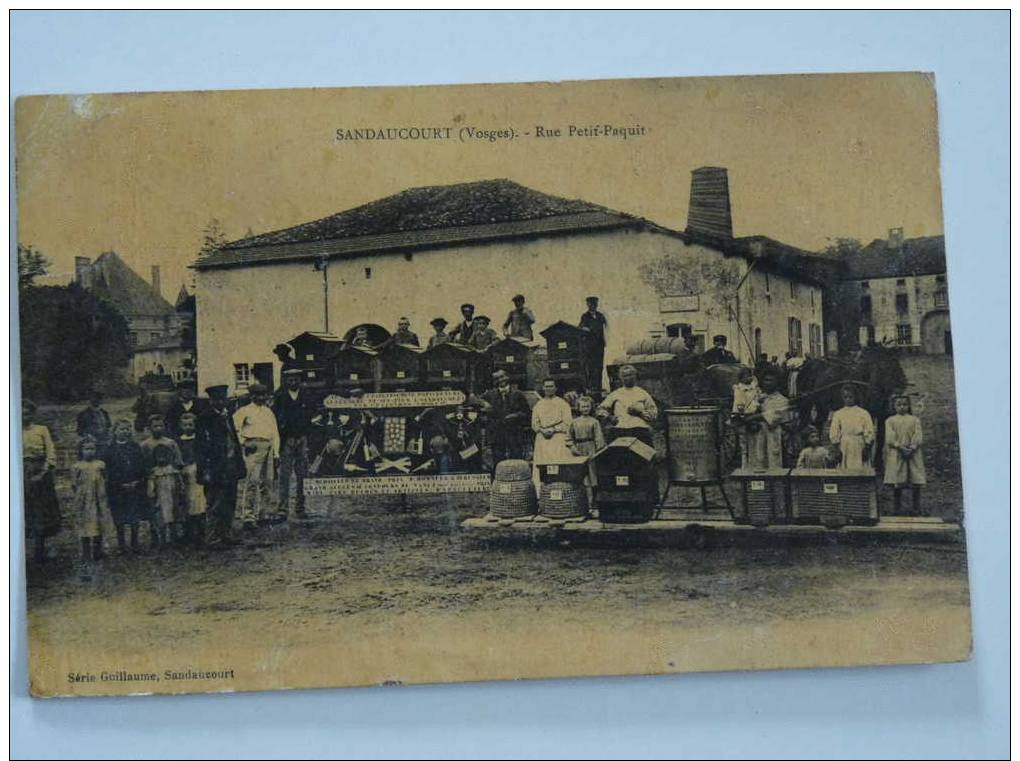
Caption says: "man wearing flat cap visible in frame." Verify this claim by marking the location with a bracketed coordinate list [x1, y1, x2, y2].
[196, 384, 246, 546]
[427, 317, 451, 349]
[579, 296, 608, 392]
[503, 294, 536, 341]
[702, 334, 738, 366]
[166, 378, 207, 437]
[468, 315, 499, 351]
[232, 382, 280, 528]
[449, 303, 477, 345]
[272, 369, 314, 519]
[478, 370, 531, 466]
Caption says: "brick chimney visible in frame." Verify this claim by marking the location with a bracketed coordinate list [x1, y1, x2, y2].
[74, 256, 92, 288]
[151, 265, 161, 297]
[887, 227, 904, 249]
[686, 167, 733, 242]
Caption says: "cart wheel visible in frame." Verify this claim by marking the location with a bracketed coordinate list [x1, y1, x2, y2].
[685, 524, 711, 550]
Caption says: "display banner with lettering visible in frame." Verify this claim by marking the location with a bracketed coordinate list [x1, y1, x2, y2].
[305, 473, 491, 496]
[322, 390, 466, 409]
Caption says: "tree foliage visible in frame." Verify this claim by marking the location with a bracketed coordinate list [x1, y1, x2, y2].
[17, 244, 50, 288]
[18, 284, 133, 402]
[822, 237, 863, 258]
[199, 218, 229, 257]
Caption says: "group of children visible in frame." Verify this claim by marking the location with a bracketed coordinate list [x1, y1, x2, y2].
[731, 368, 927, 512]
[68, 413, 208, 564]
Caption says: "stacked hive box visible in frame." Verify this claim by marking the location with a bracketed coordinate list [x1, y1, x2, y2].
[730, 468, 789, 526]
[790, 469, 878, 526]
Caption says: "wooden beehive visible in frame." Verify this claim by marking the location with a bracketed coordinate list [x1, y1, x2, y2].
[485, 337, 533, 389]
[789, 469, 879, 526]
[537, 455, 590, 485]
[591, 436, 658, 523]
[377, 343, 425, 391]
[730, 468, 790, 526]
[285, 331, 345, 388]
[540, 321, 591, 392]
[424, 341, 483, 392]
[333, 345, 380, 394]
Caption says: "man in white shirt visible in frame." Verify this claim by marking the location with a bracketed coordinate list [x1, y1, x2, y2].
[233, 382, 281, 528]
[597, 365, 659, 447]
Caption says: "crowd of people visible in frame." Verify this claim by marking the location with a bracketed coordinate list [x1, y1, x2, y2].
[20, 286, 930, 567]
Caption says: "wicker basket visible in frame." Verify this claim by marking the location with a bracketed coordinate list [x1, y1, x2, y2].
[539, 481, 588, 519]
[494, 459, 532, 482]
[489, 479, 538, 518]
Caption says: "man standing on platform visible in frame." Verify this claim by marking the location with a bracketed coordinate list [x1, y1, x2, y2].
[503, 294, 536, 341]
[449, 303, 477, 344]
[196, 385, 246, 547]
[272, 369, 314, 519]
[579, 296, 608, 392]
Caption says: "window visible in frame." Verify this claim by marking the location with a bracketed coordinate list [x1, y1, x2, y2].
[860, 281, 870, 289]
[896, 278, 906, 287]
[810, 288, 815, 309]
[788, 317, 803, 357]
[364, 267, 372, 279]
[764, 272, 771, 295]
[789, 281, 797, 300]
[860, 295, 873, 323]
[935, 275, 946, 284]
[896, 324, 913, 345]
[934, 288, 949, 308]
[754, 328, 763, 362]
[233, 363, 252, 388]
[809, 323, 823, 357]
[895, 292, 909, 316]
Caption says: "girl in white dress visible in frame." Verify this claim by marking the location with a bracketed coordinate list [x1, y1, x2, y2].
[883, 395, 926, 514]
[531, 378, 573, 488]
[829, 385, 875, 470]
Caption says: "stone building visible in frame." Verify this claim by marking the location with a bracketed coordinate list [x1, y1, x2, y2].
[193, 169, 831, 392]
[827, 231, 950, 355]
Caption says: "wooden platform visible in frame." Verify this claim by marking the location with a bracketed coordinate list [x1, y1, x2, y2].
[461, 510, 963, 547]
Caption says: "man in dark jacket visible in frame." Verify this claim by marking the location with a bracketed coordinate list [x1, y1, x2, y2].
[76, 391, 112, 445]
[579, 296, 608, 393]
[272, 369, 315, 518]
[478, 370, 531, 465]
[166, 379, 207, 437]
[701, 334, 738, 366]
[196, 384, 246, 547]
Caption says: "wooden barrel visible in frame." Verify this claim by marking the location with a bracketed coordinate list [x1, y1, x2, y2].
[538, 481, 588, 519]
[489, 479, 538, 518]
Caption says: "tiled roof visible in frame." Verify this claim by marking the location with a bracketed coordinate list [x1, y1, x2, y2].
[842, 235, 946, 279]
[195, 180, 644, 269]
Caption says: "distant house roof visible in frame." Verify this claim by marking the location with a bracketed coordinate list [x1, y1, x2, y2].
[85, 251, 177, 317]
[841, 235, 946, 280]
[192, 178, 837, 285]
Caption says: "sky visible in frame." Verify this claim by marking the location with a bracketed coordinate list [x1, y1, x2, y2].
[14, 72, 944, 296]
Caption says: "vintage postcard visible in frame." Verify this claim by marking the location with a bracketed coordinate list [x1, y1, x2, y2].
[15, 73, 970, 697]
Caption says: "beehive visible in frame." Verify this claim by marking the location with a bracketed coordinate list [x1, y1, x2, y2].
[333, 345, 380, 394]
[789, 469, 879, 526]
[537, 456, 589, 484]
[377, 343, 425, 391]
[591, 436, 658, 523]
[424, 342, 484, 392]
[486, 337, 533, 389]
[488, 479, 538, 518]
[538, 482, 588, 519]
[730, 468, 789, 526]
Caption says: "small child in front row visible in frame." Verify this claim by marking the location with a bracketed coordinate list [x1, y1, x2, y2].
[148, 443, 185, 546]
[568, 395, 605, 506]
[884, 395, 926, 515]
[795, 426, 831, 469]
[141, 415, 182, 548]
[71, 435, 112, 562]
[176, 412, 207, 545]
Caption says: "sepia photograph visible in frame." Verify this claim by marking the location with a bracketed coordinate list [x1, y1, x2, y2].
[15, 72, 973, 698]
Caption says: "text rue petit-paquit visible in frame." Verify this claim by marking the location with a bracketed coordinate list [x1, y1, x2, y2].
[334, 123, 648, 144]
